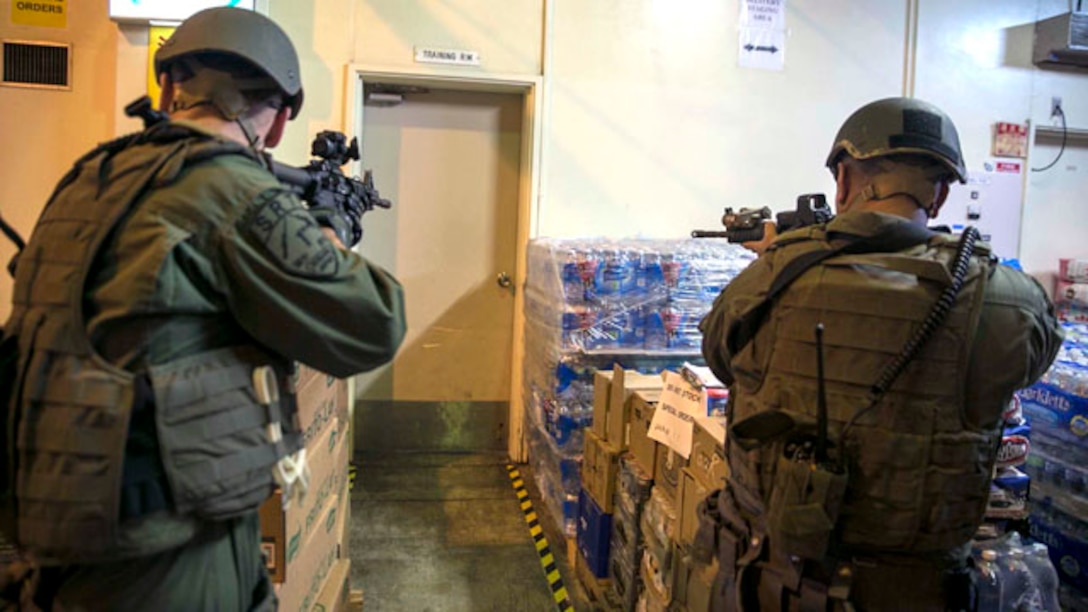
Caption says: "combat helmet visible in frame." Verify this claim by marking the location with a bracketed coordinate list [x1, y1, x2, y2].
[825, 97, 966, 183]
[154, 7, 303, 119]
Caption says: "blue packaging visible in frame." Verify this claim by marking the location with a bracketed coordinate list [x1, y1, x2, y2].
[578, 488, 613, 578]
[597, 249, 639, 301]
[987, 466, 1030, 520]
[1030, 503, 1088, 593]
[1018, 382, 1088, 446]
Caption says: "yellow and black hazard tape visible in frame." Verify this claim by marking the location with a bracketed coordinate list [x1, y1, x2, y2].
[506, 464, 574, 612]
[348, 463, 357, 491]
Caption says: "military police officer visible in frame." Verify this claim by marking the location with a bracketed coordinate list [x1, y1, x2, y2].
[2, 7, 406, 610]
[698, 98, 1063, 610]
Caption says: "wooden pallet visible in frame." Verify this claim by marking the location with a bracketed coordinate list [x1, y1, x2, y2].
[574, 548, 622, 612]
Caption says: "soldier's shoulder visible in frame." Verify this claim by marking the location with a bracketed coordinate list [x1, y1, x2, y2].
[984, 264, 1052, 310]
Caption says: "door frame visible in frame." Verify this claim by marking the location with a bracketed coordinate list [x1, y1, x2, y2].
[342, 64, 542, 462]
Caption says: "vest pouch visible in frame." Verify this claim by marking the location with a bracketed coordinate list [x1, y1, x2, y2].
[765, 450, 847, 561]
[150, 347, 294, 521]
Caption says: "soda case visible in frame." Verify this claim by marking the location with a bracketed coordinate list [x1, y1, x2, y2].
[522, 238, 753, 538]
[1018, 320, 1088, 598]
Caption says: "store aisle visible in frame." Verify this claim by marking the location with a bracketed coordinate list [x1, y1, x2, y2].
[348, 452, 589, 612]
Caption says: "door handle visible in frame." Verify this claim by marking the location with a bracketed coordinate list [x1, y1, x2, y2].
[496, 272, 515, 295]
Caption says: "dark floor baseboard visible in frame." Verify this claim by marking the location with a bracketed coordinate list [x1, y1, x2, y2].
[353, 400, 508, 454]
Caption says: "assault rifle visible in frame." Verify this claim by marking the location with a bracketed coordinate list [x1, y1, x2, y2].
[124, 96, 391, 246]
[691, 193, 833, 243]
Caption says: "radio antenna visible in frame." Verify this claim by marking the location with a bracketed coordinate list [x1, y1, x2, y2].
[815, 323, 829, 465]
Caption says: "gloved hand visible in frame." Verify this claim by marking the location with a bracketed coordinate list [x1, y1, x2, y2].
[308, 193, 364, 248]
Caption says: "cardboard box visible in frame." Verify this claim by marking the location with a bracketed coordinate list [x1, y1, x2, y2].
[607, 366, 664, 448]
[276, 484, 349, 612]
[576, 488, 613, 579]
[296, 371, 347, 447]
[312, 559, 351, 612]
[678, 468, 712, 548]
[260, 416, 350, 583]
[582, 429, 620, 513]
[591, 369, 614, 441]
[653, 445, 688, 507]
[293, 363, 321, 395]
[628, 391, 661, 477]
[688, 418, 728, 490]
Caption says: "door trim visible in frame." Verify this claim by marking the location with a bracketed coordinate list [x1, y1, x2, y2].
[343, 64, 542, 462]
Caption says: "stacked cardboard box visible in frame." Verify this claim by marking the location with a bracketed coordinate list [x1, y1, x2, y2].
[259, 365, 353, 612]
[583, 370, 727, 612]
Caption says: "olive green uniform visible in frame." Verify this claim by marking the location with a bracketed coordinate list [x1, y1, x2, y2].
[9, 122, 406, 611]
[699, 211, 1062, 610]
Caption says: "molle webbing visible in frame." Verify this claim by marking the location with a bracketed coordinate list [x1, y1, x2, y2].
[150, 346, 295, 519]
[9, 127, 278, 561]
[729, 233, 996, 554]
[12, 133, 191, 560]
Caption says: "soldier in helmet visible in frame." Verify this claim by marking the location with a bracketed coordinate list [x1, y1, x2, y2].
[697, 98, 1062, 610]
[2, 7, 406, 610]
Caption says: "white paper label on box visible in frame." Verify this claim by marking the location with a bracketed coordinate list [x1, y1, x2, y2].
[648, 372, 706, 459]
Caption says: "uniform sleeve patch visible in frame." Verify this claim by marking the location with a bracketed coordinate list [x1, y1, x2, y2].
[244, 190, 341, 277]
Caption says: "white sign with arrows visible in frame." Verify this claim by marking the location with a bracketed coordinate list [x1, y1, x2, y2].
[738, 0, 786, 71]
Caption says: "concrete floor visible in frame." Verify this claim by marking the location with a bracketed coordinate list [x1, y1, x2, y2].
[349, 451, 591, 612]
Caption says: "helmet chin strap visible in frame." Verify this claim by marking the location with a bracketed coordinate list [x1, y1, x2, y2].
[847, 165, 942, 218]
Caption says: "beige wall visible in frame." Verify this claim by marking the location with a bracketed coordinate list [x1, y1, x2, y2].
[540, 0, 907, 238]
[1, 0, 1085, 322]
[0, 0, 123, 320]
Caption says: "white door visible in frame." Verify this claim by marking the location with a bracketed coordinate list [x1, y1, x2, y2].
[353, 86, 523, 452]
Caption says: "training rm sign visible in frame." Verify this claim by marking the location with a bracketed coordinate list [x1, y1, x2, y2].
[11, 0, 66, 28]
[109, 0, 256, 24]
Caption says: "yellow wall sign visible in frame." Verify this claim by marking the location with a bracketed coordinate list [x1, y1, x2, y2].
[11, 0, 67, 28]
[146, 25, 176, 106]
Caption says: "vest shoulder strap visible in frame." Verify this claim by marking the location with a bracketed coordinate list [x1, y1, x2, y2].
[728, 222, 936, 356]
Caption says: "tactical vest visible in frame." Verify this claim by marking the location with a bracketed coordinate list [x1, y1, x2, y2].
[3, 124, 301, 562]
[697, 225, 999, 609]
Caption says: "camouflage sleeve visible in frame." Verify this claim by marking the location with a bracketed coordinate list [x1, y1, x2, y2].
[699, 254, 775, 386]
[964, 265, 1064, 428]
[216, 187, 407, 377]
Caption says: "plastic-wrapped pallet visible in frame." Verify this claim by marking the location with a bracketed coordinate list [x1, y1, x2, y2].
[523, 238, 753, 537]
[1020, 320, 1088, 597]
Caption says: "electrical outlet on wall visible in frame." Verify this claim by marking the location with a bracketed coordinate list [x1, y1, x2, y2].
[1051, 96, 1063, 117]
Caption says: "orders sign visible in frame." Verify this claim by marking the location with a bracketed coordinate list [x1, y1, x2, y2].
[11, 0, 66, 28]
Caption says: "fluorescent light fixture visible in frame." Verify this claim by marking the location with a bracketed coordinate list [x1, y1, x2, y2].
[109, 0, 256, 24]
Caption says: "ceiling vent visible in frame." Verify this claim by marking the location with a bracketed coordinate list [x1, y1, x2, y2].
[2, 40, 71, 89]
[1033, 11, 1088, 69]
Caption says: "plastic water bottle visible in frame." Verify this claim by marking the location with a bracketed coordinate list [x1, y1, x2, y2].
[998, 547, 1042, 611]
[560, 248, 583, 302]
[1023, 543, 1061, 612]
[976, 550, 1003, 611]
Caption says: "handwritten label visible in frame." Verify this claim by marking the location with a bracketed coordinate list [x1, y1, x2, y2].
[648, 371, 708, 458]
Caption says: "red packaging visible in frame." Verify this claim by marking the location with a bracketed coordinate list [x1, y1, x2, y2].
[1059, 258, 1088, 283]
